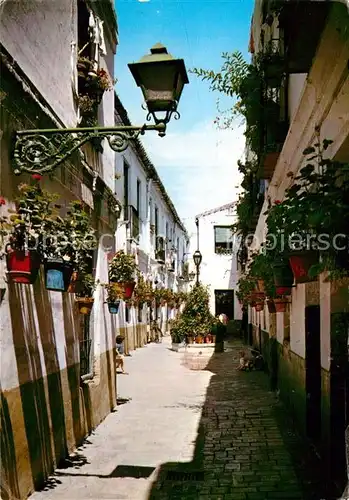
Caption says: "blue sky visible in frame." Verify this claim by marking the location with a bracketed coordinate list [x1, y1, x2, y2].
[115, 0, 254, 236]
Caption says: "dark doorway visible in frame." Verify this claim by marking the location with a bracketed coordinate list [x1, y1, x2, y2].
[305, 305, 321, 442]
[214, 290, 234, 319]
[329, 312, 349, 491]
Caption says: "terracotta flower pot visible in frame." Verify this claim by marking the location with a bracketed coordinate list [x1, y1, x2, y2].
[251, 291, 266, 301]
[273, 298, 288, 313]
[186, 335, 194, 344]
[6, 249, 41, 284]
[76, 297, 94, 315]
[196, 335, 204, 344]
[255, 302, 265, 312]
[289, 251, 318, 284]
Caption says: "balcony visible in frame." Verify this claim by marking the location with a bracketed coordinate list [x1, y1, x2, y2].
[262, 0, 330, 74]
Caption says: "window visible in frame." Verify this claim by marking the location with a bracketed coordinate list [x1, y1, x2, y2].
[155, 206, 159, 237]
[125, 304, 130, 323]
[136, 179, 141, 216]
[214, 226, 233, 254]
[166, 222, 169, 247]
[138, 305, 143, 323]
[123, 161, 129, 219]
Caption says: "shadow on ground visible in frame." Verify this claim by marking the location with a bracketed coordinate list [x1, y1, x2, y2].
[146, 339, 340, 500]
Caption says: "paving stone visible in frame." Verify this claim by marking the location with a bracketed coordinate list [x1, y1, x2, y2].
[29, 337, 330, 500]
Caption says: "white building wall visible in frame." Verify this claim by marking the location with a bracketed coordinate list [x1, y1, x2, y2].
[0, 0, 77, 127]
[192, 209, 241, 320]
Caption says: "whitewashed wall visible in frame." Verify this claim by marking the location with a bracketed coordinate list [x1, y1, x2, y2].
[191, 209, 241, 320]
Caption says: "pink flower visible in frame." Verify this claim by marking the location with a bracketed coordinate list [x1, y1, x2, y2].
[274, 200, 281, 205]
[32, 174, 42, 181]
[0, 196, 5, 206]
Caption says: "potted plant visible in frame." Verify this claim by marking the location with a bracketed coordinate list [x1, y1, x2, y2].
[265, 140, 349, 282]
[104, 283, 123, 314]
[3, 179, 60, 284]
[59, 200, 97, 293]
[75, 274, 97, 314]
[108, 250, 138, 299]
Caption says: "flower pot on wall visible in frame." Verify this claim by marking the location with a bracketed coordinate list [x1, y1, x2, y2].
[255, 302, 265, 312]
[108, 281, 135, 299]
[108, 300, 120, 314]
[273, 261, 294, 291]
[44, 258, 74, 292]
[288, 251, 318, 284]
[76, 297, 94, 315]
[273, 298, 288, 313]
[6, 250, 41, 284]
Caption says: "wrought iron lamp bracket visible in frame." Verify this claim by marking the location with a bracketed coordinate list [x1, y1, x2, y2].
[13, 122, 166, 175]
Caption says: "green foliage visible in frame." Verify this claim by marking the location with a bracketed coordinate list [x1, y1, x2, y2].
[108, 250, 138, 283]
[103, 282, 123, 303]
[3, 182, 59, 253]
[170, 284, 215, 342]
[264, 139, 349, 279]
[75, 273, 98, 298]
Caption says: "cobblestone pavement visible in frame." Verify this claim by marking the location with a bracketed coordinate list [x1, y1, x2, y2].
[31, 337, 328, 500]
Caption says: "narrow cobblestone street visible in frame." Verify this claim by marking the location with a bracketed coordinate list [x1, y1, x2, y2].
[30, 337, 326, 500]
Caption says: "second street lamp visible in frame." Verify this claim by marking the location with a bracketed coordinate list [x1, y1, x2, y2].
[193, 250, 202, 285]
[13, 43, 189, 175]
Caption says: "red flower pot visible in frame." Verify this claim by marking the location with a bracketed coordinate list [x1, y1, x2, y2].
[276, 286, 292, 296]
[273, 298, 288, 313]
[288, 251, 318, 284]
[115, 281, 135, 299]
[6, 250, 40, 284]
[255, 302, 264, 312]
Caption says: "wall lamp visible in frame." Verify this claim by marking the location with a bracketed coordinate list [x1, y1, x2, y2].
[13, 43, 189, 175]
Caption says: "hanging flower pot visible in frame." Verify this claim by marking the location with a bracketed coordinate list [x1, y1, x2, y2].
[44, 258, 74, 292]
[273, 297, 289, 313]
[255, 302, 265, 312]
[67, 271, 79, 293]
[75, 297, 94, 315]
[6, 249, 41, 284]
[120, 281, 136, 299]
[272, 261, 294, 290]
[276, 286, 293, 296]
[108, 300, 121, 314]
[250, 291, 265, 301]
[267, 299, 276, 314]
[288, 251, 318, 284]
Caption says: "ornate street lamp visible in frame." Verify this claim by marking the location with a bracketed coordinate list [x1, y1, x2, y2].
[193, 250, 202, 286]
[13, 43, 189, 175]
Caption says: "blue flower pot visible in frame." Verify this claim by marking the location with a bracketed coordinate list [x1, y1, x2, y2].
[108, 301, 121, 314]
[44, 258, 74, 292]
